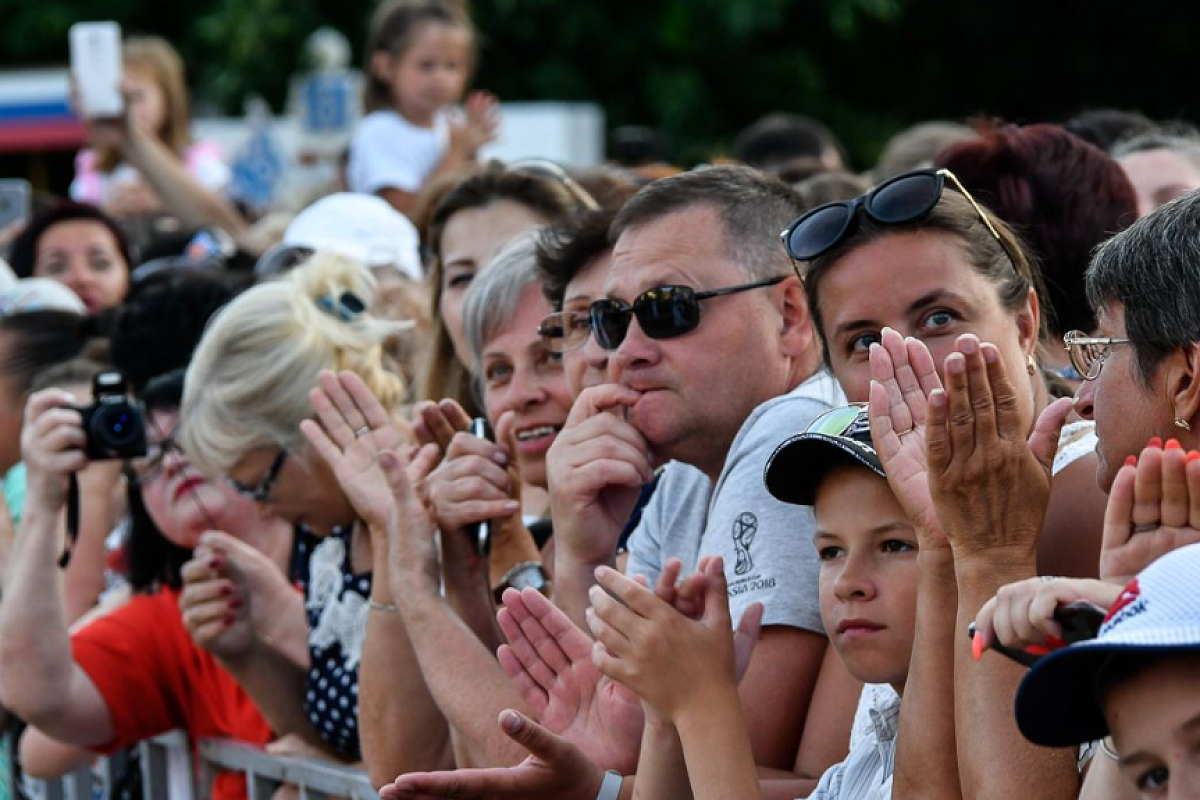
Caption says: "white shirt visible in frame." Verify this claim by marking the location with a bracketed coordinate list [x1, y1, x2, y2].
[348, 110, 448, 194]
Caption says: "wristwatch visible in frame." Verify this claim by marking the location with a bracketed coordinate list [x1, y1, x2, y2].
[494, 561, 550, 602]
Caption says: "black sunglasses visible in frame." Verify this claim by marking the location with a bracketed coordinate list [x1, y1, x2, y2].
[588, 276, 784, 351]
[226, 449, 288, 503]
[779, 168, 1015, 268]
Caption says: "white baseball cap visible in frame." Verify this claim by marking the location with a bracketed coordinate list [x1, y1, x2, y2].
[257, 193, 423, 281]
[1015, 542, 1200, 747]
[0, 277, 87, 317]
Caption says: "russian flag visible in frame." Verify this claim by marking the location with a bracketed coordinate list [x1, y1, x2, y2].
[0, 69, 87, 153]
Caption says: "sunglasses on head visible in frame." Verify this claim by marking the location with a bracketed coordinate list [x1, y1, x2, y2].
[587, 276, 785, 351]
[779, 168, 1016, 269]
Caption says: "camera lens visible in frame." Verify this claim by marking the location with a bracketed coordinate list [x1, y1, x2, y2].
[92, 404, 138, 447]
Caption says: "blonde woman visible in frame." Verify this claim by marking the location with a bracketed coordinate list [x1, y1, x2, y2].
[178, 252, 448, 773]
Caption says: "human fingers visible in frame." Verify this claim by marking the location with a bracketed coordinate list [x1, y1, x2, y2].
[1160, 440, 1189, 528]
[496, 642, 549, 717]
[925, 388, 951, 477]
[338, 370, 393, 431]
[306, 385, 356, 452]
[881, 328, 926, 426]
[405, 442, 441, 486]
[981, 342, 1021, 440]
[905, 335, 943, 396]
[444, 433, 511, 475]
[315, 369, 369, 437]
[299, 418, 344, 474]
[1027, 397, 1073, 470]
[518, 587, 596, 662]
[973, 594, 1001, 650]
[417, 401, 461, 451]
[503, 589, 574, 674]
[179, 576, 237, 612]
[595, 565, 667, 619]
[956, 335, 998, 446]
[941, 350, 977, 462]
[1187, 454, 1200, 529]
[1132, 444, 1165, 527]
[868, 379, 903, 464]
[699, 557, 732, 630]
[437, 399, 473, 433]
[653, 558, 683, 604]
[585, 604, 634, 658]
[1101, 458, 1138, 558]
[565, 384, 642, 427]
[733, 601, 764, 684]
[587, 582, 642, 647]
[497, 607, 559, 693]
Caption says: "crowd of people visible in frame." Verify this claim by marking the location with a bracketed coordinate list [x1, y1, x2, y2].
[0, 2, 1199, 799]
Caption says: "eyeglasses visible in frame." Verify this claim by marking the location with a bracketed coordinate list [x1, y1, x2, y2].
[1063, 330, 1131, 381]
[128, 431, 181, 484]
[779, 168, 1016, 270]
[588, 276, 785, 351]
[538, 309, 592, 353]
[226, 450, 288, 503]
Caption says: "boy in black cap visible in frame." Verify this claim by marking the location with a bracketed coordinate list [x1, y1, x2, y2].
[583, 404, 945, 800]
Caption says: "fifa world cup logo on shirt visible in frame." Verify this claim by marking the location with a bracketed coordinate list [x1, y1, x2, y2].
[732, 511, 758, 576]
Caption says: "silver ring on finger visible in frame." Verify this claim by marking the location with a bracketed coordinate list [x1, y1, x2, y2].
[355, 426, 372, 439]
[1131, 522, 1159, 533]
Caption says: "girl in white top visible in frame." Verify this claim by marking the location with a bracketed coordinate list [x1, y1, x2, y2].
[348, 0, 499, 219]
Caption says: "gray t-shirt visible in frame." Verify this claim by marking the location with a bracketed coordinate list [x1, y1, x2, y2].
[625, 370, 845, 632]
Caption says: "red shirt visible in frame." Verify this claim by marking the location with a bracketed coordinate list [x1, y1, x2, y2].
[71, 586, 273, 800]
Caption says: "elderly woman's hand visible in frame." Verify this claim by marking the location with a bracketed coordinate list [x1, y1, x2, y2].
[867, 327, 948, 549]
[925, 334, 1074, 567]
[301, 370, 414, 533]
[20, 389, 88, 512]
[412, 399, 472, 454]
[1100, 439, 1200, 584]
[427, 429, 521, 541]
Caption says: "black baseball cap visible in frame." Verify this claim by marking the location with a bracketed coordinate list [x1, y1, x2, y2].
[764, 403, 885, 506]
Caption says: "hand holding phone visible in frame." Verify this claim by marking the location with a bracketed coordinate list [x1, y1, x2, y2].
[69, 22, 124, 119]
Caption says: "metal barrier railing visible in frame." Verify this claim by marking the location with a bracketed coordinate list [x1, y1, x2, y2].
[9, 731, 374, 800]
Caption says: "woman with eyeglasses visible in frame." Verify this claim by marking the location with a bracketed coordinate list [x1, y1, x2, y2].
[784, 168, 1109, 582]
[0, 370, 293, 800]
[177, 252, 452, 781]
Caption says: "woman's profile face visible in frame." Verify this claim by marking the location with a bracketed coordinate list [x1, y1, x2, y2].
[816, 229, 1039, 430]
[1072, 303, 1172, 491]
[137, 409, 263, 550]
[479, 285, 572, 489]
[225, 443, 355, 537]
[438, 200, 547, 367]
[34, 219, 129, 314]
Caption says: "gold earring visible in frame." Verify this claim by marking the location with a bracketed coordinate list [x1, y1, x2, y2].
[1026, 354, 1037, 375]
[1176, 416, 1192, 431]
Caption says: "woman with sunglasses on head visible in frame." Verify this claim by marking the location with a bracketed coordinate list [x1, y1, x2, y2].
[0, 370, 294, 800]
[178, 252, 451, 781]
[783, 167, 1109, 582]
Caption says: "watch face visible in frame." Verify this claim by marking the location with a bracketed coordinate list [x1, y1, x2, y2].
[508, 564, 548, 592]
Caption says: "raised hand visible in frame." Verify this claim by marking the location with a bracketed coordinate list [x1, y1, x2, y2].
[300, 370, 430, 532]
[411, 399, 472, 454]
[1100, 439, 1200, 584]
[925, 335, 1073, 563]
[426, 426, 521, 541]
[380, 709, 606, 800]
[588, 558, 761, 723]
[494, 586, 643, 773]
[867, 327, 947, 547]
[448, 91, 501, 159]
[375, 441, 444, 597]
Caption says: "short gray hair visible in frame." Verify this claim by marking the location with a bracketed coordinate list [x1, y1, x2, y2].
[610, 164, 805, 281]
[463, 232, 543, 370]
[1086, 189, 1200, 384]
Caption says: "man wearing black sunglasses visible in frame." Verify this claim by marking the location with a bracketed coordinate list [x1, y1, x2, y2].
[544, 165, 851, 782]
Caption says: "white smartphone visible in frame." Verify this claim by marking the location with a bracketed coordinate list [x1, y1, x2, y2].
[0, 180, 31, 231]
[69, 22, 124, 118]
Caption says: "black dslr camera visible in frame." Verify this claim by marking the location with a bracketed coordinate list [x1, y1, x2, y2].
[76, 372, 146, 460]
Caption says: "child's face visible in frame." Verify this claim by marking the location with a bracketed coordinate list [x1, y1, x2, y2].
[1106, 653, 1200, 798]
[383, 22, 471, 124]
[815, 465, 918, 691]
[125, 66, 168, 137]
